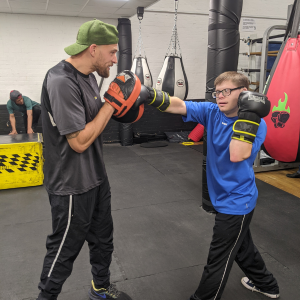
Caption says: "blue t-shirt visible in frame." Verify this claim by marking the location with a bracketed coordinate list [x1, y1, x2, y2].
[7, 96, 39, 115]
[183, 101, 267, 215]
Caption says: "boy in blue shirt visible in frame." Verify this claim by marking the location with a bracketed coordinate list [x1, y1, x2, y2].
[129, 71, 280, 299]
[180, 72, 280, 299]
[7, 90, 41, 134]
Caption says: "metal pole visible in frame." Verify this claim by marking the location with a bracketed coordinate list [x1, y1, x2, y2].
[259, 25, 286, 93]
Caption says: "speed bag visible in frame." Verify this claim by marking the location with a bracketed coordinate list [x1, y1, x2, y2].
[155, 55, 188, 100]
[263, 35, 300, 162]
[131, 56, 153, 88]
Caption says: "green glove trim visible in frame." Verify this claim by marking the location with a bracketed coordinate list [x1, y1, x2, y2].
[148, 89, 157, 106]
[147, 88, 170, 112]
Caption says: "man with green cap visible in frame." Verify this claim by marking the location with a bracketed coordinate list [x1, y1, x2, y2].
[37, 19, 132, 300]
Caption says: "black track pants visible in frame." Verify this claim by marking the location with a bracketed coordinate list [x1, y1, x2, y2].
[194, 210, 279, 300]
[23, 104, 41, 133]
[37, 177, 113, 300]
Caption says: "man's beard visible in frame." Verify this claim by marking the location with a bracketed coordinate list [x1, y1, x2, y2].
[94, 61, 110, 78]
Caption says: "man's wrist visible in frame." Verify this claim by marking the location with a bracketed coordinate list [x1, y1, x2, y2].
[103, 101, 115, 115]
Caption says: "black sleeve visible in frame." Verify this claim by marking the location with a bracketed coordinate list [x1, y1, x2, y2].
[47, 71, 86, 135]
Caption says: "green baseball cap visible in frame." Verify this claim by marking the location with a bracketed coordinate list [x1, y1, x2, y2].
[64, 19, 119, 56]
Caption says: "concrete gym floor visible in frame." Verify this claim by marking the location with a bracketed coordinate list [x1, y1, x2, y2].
[0, 143, 299, 300]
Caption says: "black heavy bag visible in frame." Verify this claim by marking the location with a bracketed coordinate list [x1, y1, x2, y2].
[205, 0, 243, 101]
[202, 129, 217, 214]
[117, 18, 133, 145]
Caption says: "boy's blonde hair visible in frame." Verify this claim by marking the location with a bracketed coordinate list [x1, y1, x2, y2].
[214, 71, 249, 89]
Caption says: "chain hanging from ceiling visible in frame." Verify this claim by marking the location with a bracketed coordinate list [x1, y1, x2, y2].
[166, 0, 182, 57]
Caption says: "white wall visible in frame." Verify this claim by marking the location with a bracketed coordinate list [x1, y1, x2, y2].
[0, 0, 294, 105]
[0, 13, 118, 105]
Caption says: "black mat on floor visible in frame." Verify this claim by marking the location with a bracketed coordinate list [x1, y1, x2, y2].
[140, 141, 168, 148]
[0, 143, 299, 300]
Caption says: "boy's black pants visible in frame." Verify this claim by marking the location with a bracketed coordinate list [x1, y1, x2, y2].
[37, 177, 113, 300]
[194, 209, 279, 300]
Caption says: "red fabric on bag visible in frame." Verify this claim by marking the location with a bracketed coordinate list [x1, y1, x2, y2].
[264, 35, 300, 162]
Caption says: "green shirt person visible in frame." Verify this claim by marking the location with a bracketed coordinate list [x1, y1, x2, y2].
[7, 90, 41, 134]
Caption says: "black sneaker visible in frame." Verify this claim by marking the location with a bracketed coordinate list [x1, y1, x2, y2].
[241, 277, 280, 298]
[89, 280, 132, 300]
[286, 171, 300, 178]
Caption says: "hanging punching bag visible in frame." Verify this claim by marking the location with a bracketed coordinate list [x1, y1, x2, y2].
[155, 0, 189, 100]
[131, 7, 153, 88]
[131, 56, 153, 87]
[263, 0, 300, 162]
[156, 55, 188, 99]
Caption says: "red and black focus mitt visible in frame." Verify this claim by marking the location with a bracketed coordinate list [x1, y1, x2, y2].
[104, 70, 144, 123]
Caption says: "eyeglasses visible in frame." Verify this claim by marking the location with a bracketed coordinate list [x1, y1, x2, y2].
[212, 86, 244, 99]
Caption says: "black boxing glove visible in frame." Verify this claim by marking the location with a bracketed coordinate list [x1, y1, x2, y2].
[231, 91, 271, 144]
[131, 85, 171, 112]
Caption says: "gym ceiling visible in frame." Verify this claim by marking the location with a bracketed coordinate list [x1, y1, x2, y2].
[0, 0, 159, 18]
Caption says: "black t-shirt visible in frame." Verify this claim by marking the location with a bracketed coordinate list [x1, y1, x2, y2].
[41, 60, 107, 195]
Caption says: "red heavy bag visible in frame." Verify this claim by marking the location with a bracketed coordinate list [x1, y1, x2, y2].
[263, 35, 300, 162]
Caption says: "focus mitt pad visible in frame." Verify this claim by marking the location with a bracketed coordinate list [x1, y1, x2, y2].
[112, 103, 144, 123]
[104, 70, 141, 118]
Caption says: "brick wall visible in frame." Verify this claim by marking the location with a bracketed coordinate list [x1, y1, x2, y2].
[0, 14, 118, 105]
